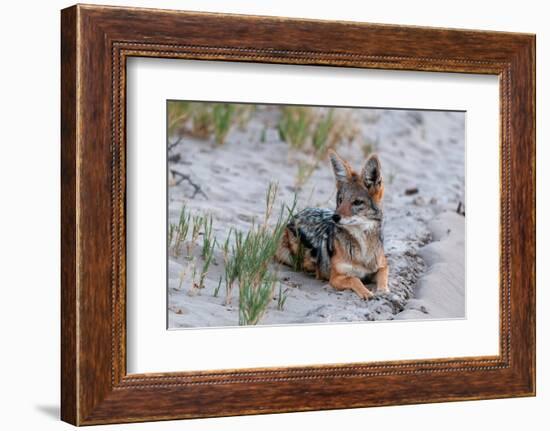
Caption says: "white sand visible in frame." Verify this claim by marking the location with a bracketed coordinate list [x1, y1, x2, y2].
[167, 107, 465, 328]
[395, 211, 465, 320]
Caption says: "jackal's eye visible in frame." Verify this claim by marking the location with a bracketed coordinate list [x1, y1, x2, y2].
[352, 199, 364, 206]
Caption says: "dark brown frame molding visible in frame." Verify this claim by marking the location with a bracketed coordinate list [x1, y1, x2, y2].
[61, 4, 536, 425]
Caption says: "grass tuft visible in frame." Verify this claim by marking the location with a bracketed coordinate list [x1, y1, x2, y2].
[187, 214, 204, 256]
[277, 284, 290, 311]
[278, 107, 311, 149]
[212, 104, 235, 145]
[198, 214, 217, 289]
[312, 109, 334, 155]
[234, 186, 296, 325]
[201, 215, 215, 259]
[167, 101, 191, 137]
[168, 102, 252, 145]
[171, 205, 191, 257]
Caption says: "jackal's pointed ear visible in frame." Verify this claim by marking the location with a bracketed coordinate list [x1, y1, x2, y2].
[362, 154, 382, 188]
[329, 150, 352, 186]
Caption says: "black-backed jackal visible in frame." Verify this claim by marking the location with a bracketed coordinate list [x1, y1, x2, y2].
[276, 150, 389, 299]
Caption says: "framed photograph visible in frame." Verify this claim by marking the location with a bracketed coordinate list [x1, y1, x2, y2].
[61, 4, 536, 425]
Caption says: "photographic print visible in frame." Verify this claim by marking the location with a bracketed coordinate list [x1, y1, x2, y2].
[167, 101, 465, 328]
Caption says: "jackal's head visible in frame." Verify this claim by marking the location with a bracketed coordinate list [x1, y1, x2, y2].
[328, 150, 384, 227]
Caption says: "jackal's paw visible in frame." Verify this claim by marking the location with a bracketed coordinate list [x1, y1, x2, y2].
[376, 286, 390, 295]
[356, 287, 374, 300]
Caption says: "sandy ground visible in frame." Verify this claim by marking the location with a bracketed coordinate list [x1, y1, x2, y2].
[167, 107, 465, 328]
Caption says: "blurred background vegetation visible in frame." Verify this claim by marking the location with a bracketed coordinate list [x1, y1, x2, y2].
[168, 100, 372, 188]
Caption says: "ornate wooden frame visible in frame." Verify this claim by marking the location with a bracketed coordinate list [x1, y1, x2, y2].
[61, 4, 536, 425]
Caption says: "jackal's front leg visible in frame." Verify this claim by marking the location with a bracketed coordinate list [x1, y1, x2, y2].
[329, 273, 374, 300]
[375, 265, 389, 294]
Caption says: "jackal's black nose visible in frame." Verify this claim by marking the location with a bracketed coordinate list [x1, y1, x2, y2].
[332, 214, 341, 223]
